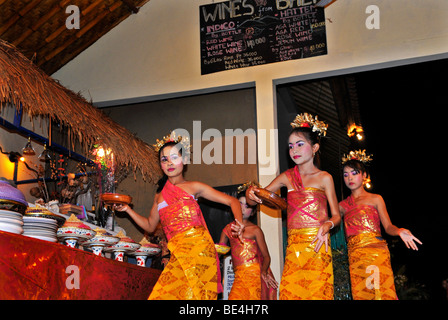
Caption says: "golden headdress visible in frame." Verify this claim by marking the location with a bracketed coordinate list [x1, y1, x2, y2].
[237, 181, 261, 193]
[341, 149, 373, 165]
[153, 131, 191, 154]
[290, 113, 328, 137]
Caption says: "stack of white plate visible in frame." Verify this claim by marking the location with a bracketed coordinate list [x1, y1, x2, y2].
[23, 216, 58, 242]
[0, 209, 24, 234]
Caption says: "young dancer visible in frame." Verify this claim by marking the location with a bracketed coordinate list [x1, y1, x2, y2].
[115, 133, 244, 300]
[246, 113, 341, 300]
[339, 150, 422, 300]
[219, 190, 278, 300]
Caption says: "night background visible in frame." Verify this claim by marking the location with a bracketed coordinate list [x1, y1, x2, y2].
[353, 58, 448, 300]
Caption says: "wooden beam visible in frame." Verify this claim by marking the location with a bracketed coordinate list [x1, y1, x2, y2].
[120, 0, 139, 13]
[0, 0, 42, 36]
[13, 0, 72, 46]
[40, 1, 123, 66]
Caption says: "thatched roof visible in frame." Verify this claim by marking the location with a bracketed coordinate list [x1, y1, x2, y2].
[0, 38, 162, 182]
[0, 0, 151, 75]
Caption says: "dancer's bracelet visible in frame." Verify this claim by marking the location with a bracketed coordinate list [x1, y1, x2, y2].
[325, 220, 334, 229]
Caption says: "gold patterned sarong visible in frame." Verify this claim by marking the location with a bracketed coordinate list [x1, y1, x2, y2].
[280, 228, 334, 300]
[347, 233, 397, 300]
[149, 180, 219, 300]
[149, 226, 218, 300]
[228, 263, 262, 300]
[340, 196, 398, 300]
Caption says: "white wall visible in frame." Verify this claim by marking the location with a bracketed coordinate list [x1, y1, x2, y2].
[53, 0, 448, 105]
[52, 0, 448, 285]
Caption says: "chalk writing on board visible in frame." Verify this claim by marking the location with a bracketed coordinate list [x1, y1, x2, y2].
[200, 0, 327, 75]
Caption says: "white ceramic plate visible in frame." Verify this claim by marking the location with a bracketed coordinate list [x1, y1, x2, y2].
[24, 234, 57, 242]
[0, 210, 23, 220]
[23, 216, 57, 224]
[23, 229, 55, 236]
[0, 221, 23, 234]
[23, 223, 57, 231]
[0, 216, 23, 225]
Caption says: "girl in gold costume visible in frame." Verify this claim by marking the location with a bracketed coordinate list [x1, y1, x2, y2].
[247, 113, 341, 300]
[115, 133, 244, 300]
[219, 193, 278, 300]
[339, 150, 422, 300]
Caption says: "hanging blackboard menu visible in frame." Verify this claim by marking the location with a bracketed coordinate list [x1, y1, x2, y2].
[200, 0, 327, 75]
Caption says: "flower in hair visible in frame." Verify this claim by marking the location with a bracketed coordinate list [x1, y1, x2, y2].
[290, 113, 328, 137]
[341, 149, 373, 165]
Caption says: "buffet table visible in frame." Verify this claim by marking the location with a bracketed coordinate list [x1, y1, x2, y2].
[0, 230, 161, 300]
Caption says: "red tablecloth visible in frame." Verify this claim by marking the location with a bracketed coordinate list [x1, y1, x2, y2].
[0, 230, 161, 300]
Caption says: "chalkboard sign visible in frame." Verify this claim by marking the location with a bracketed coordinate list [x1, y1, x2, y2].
[200, 0, 327, 75]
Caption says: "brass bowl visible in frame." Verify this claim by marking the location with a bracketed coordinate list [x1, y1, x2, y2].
[215, 244, 231, 255]
[254, 188, 287, 211]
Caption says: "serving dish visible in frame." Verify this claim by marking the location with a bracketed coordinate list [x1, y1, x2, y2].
[215, 244, 231, 255]
[100, 193, 132, 206]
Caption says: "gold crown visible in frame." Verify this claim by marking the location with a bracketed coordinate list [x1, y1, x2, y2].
[153, 131, 191, 154]
[290, 113, 328, 137]
[341, 149, 373, 164]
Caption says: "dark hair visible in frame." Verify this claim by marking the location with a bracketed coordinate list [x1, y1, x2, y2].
[342, 159, 368, 175]
[236, 191, 246, 199]
[236, 191, 256, 209]
[156, 141, 183, 193]
[288, 126, 321, 167]
[289, 126, 321, 145]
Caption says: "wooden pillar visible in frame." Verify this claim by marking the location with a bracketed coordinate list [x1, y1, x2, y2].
[255, 78, 283, 286]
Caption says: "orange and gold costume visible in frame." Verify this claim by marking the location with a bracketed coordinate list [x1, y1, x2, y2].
[223, 223, 277, 300]
[280, 166, 334, 300]
[148, 180, 219, 300]
[340, 196, 398, 300]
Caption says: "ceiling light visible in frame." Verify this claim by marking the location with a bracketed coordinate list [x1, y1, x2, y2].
[22, 137, 35, 155]
[347, 124, 365, 141]
[38, 144, 51, 162]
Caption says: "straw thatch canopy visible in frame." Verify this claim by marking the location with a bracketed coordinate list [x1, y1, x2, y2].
[0, 39, 162, 182]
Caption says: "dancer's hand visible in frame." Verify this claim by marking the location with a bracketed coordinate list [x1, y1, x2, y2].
[247, 186, 262, 204]
[311, 225, 330, 253]
[113, 204, 130, 213]
[231, 219, 245, 242]
[398, 228, 422, 251]
[262, 272, 279, 289]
